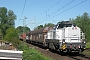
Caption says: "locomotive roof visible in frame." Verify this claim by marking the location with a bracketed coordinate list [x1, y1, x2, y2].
[54, 21, 75, 29]
[58, 21, 73, 25]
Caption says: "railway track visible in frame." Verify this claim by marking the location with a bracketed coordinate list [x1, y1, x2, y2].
[86, 48, 90, 51]
[26, 42, 90, 60]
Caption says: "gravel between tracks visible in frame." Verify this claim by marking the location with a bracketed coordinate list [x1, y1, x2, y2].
[27, 42, 90, 60]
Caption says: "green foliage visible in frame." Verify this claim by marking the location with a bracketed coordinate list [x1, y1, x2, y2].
[82, 50, 90, 55]
[82, 43, 90, 55]
[0, 7, 16, 37]
[86, 42, 90, 48]
[16, 26, 30, 34]
[4, 27, 19, 46]
[44, 23, 55, 27]
[70, 12, 90, 42]
[17, 41, 52, 60]
[7, 10, 16, 27]
[34, 23, 55, 30]
[34, 25, 43, 30]
[4, 27, 51, 60]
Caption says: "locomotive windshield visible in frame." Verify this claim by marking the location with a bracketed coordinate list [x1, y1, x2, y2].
[57, 24, 72, 28]
[56, 21, 76, 29]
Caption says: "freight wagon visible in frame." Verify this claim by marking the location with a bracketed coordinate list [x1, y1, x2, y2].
[26, 26, 53, 46]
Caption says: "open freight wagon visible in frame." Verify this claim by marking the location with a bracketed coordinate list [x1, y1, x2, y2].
[26, 26, 53, 46]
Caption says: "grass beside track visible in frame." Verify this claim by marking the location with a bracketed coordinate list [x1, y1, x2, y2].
[17, 41, 52, 60]
[82, 51, 90, 55]
[82, 42, 90, 55]
[86, 42, 90, 48]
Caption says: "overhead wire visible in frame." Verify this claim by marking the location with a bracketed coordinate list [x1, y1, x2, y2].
[35, 0, 76, 26]
[36, 0, 62, 17]
[26, 0, 62, 26]
[50, 0, 87, 19]
[35, 0, 87, 26]
[36, 0, 75, 22]
[46, 0, 62, 11]
[17, 0, 26, 28]
[20, 0, 27, 20]
[49, 0, 76, 16]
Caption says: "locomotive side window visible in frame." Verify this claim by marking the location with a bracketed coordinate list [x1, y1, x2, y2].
[55, 21, 76, 29]
[57, 24, 72, 29]
[58, 24, 63, 28]
[73, 24, 76, 27]
[65, 24, 72, 27]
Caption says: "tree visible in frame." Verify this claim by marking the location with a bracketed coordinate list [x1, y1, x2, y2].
[44, 23, 55, 27]
[70, 12, 90, 42]
[34, 23, 55, 30]
[7, 10, 16, 27]
[34, 25, 43, 30]
[0, 7, 16, 37]
[16, 26, 30, 34]
[4, 27, 20, 46]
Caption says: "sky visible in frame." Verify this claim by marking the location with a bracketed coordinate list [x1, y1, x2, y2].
[0, 0, 90, 30]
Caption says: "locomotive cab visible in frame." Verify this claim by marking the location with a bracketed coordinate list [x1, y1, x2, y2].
[56, 21, 86, 52]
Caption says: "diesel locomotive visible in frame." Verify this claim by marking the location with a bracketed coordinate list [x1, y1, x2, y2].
[25, 21, 86, 53]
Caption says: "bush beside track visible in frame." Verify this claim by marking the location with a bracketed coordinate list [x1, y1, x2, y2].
[82, 42, 90, 55]
[3, 27, 52, 60]
[17, 41, 52, 60]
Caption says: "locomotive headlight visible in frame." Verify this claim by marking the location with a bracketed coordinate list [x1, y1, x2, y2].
[82, 39, 86, 43]
[63, 41, 65, 43]
[83, 41, 86, 43]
